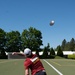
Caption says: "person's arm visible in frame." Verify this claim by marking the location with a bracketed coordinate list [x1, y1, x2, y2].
[12, 52, 25, 56]
[25, 69, 29, 75]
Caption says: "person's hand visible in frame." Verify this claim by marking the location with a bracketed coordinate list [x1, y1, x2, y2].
[12, 52, 17, 55]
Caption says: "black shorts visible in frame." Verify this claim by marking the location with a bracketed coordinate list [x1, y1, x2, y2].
[35, 70, 47, 75]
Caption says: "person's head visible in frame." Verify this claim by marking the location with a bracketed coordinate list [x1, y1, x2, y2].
[24, 48, 32, 57]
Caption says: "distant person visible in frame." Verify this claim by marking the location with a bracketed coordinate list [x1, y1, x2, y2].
[12, 48, 47, 75]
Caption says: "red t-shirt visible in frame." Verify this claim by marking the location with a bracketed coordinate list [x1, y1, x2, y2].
[24, 54, 45, 75]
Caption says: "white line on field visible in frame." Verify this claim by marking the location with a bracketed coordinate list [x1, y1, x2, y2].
[43, 59, 63, 75]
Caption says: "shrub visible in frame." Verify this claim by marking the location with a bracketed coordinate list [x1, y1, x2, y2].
[68, 54, 75, 59]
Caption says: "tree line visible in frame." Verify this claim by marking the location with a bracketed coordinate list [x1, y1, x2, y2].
[0, 27, 75, 58]
[0, 27, 43, 52]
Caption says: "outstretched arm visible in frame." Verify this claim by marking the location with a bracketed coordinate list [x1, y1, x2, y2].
[12, 52, 25, 56]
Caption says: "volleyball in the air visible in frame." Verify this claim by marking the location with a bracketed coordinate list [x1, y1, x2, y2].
[50, 20, 55, 26]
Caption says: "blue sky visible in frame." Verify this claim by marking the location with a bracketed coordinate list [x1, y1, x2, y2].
[0, 0, 75, 48]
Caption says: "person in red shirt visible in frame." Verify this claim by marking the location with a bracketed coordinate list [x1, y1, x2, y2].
[12, 48, 47, 75]
[24, 48, 47, 75]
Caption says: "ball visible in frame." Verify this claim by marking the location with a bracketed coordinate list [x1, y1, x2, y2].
[50, 20, 55, 26]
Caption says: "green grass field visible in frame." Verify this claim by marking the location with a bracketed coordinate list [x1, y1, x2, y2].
[0, 59, 75, 75]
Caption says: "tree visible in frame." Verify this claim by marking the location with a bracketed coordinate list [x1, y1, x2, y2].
[42, 46, 48, 58]
[46, 43, 50, 51]
[6, 31, 21, 52]
[21, 27, 43, 51]
[64, 42, 70, 51]
[69, 38, 75, 51]
[57, 45, 63, 57]
[0, 28, 6, 57]
[61, 39, 66, 51]
[0, 28, 6, 50]
[50, 48, 55, 55]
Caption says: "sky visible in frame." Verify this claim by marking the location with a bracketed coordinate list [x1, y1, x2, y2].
[0, 0, 75, 48]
